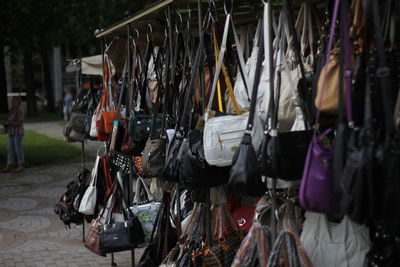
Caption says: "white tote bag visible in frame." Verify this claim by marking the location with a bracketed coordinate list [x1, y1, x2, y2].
[78, 152, 101, 215]
[203, 14, 252, 167]
[300, 212, 371, 267]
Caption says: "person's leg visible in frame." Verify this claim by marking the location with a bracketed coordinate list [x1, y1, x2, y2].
[13, 135, 24, 172]
[2, 135, 15, 172]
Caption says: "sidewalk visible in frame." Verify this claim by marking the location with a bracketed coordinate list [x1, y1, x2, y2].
[0, 161, 144, 267]
[0, 122, 144, 266]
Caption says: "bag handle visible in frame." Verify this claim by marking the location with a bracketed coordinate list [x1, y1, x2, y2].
[244, 15, 264, 132]
[337, 0, 354, 127]
[177, 32, 205, 133]
[90, 146, 106, 187]
[149, 43, 165, 139]
[133, 176, 154, 204]
[204, 13, 248, 120]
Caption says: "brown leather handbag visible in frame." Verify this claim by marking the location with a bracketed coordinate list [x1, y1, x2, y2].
[141, 47, 167, 178]
[84, 219, 106, 257]
[142, 138, 166, 178]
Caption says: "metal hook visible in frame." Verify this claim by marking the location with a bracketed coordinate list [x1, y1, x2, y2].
[105, 36, 118, 53]
[187, 6, 191, 29]
[147, 24, 153, 42]
[175, 13, 183, 33]
[132, 29, 139, 46]
[224, 0, 234, 15]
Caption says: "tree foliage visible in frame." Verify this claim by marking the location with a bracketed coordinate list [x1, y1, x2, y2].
[0, 0, 147, 115]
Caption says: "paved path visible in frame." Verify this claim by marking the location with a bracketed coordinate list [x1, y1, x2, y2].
[0, 161, 144, 267]
[0, 122, 145, 266]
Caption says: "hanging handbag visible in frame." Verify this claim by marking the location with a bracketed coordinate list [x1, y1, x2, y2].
[259, 3, 313, 182]
[163, 32, 206, 183]
[79, 148, 104, 215]
[228, 6, 265, 197]
[84, 178, 120, 256]
[99, 173, 145, 254]
[203, 14, 254, 167]
[96, 55, 119, 141]
[231, 223, 272, 267]
[299, 0, 341, 213]
[137, 191, 178, 267]
[300, 212, 370, 267]
[142, 43, 168, 178]
[130, 177, 161, 242]
[110, 57, 129, 155]
[84, 219, 106, 256]
[202, 202, 243, 267]
[267, 230, 311, 267]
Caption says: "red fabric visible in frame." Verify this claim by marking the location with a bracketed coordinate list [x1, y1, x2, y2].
[100, 156, 113, 200]
[232, 206, 256, 233]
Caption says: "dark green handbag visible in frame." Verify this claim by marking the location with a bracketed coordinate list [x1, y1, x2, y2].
[128, 114, 163, 143]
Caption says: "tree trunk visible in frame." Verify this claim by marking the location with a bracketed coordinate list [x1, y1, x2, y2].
[0, 45, 8, 113]
[24, 48, 38, 117]
[40, 48, 55, 112]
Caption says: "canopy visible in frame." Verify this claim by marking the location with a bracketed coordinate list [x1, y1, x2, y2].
[81, 55, 115, 76]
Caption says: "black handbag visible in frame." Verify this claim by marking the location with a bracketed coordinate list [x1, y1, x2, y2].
[180, 129, 230, 190]
[163, 32, 205, 183]
[100, 209, 144, 253]
[99, 176, 145, 254]
[341, 0, 393, 224]
[229, 20, 265, 197]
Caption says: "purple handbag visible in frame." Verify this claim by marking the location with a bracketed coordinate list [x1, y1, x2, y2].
[299, 129, 338, 212]
[299, 0, 342, 213]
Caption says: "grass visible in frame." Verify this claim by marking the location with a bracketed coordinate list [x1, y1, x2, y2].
[0, 130, 81, 167]
[0, 112, 63, 123]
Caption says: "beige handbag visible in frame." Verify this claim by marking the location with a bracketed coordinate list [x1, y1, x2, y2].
[314, 48, 342, 114]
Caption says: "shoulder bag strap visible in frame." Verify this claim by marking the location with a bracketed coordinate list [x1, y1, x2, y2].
[369, 0, 395, 135]
[245, 15, 264, 134]
[178, 33, 205, 133]
[205, 14, 247, 120]
[314, 0, 341, 130]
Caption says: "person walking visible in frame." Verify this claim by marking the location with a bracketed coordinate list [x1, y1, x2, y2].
[1, 96, 25, 173]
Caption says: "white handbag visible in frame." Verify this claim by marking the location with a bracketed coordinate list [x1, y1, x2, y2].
[231, 20, 264, 113]
[300, 212, 371, 267]
[203, 14, 251, 167]
[89, 102, 100, 138]
[261, 10, 300, 131]
[79, 149, 102, 215]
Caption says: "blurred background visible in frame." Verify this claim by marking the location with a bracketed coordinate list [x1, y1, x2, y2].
[0, 0, 153, 118]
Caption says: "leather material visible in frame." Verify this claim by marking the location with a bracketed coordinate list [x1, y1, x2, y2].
[203, 112, 249, 167]
[261, 130, 313, 181]
[84, 219, 106, 257]
[180, 130, 230, 190]
[228, 134, 265, 197]
[142, 138, 166, 178]
[100, 214, 144, 254]
[162, 135, 183, 183]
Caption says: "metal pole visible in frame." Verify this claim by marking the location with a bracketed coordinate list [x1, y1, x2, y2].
[267, 0, 277, 243]
[81, 141, 85, 242]
[127, 23, 136, 267]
